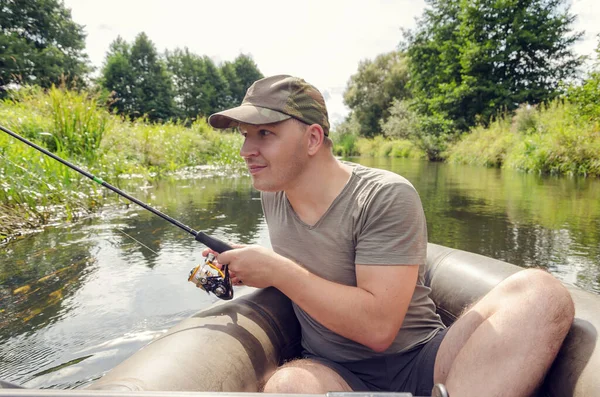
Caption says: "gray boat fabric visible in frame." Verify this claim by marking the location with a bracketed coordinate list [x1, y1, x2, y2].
[88, 243, 600, 397]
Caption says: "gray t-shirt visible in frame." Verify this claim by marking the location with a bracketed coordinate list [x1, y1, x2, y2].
[261, 163, 444, 362]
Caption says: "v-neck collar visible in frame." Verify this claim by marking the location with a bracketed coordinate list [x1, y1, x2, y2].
[284, 168, 357, 230]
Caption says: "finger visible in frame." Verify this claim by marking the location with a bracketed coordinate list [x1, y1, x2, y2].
[216, 250, 231, 264]
[202, 248, 219, 257]
[231, 276, 244, 286]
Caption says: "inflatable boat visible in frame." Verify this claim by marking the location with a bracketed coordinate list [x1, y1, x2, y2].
[1, 244, 599, 396]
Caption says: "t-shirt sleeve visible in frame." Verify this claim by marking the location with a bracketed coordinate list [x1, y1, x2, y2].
[355, 182, 427, 265]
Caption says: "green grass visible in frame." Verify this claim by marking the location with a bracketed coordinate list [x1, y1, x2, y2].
[0, 86, 243, 241]
[446, 101, 600, 177]
[331, 133, 424, 159]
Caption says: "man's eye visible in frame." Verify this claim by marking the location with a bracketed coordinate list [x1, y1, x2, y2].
[259, 129, 272, 137]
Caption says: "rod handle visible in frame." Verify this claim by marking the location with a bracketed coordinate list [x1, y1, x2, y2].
[195, 232, 233, 253]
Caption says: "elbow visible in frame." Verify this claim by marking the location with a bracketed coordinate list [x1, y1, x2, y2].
[365, 327, 397, 353]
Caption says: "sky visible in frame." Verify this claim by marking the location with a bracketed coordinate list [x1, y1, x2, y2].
[63, 0, 600, 126]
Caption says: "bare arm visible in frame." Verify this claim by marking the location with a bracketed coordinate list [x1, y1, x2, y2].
[215, 244, 420, 353]
[273, 259, 418, 352]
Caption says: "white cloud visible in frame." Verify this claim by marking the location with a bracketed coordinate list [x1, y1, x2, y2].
[65, 0, 599, 125]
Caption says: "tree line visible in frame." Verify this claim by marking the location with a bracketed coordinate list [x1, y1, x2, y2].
[0, 0, 262, 123]
[340, 0, 598, 160]
[2, 0, 598, 159]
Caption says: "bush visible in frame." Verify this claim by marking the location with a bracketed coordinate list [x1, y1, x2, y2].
[330, 114, 360, 156]
[512, 104, 539, 134]
[0, 86, 243, 240]
[447, 115, 517, 167]
[381, 99, 453, 161]
[448, 100, 600, 177]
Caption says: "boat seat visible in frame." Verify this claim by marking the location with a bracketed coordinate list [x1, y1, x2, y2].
[89, 243, 600, 397]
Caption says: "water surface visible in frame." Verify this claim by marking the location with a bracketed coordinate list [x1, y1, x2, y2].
[1, 158, 598, 388]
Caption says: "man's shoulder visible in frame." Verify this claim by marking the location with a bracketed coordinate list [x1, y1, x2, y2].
[348, 162, 417, 194]
[260, 190, 285, 212]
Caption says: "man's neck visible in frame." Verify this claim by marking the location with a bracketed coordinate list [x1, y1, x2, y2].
[284, 157, 353, 226]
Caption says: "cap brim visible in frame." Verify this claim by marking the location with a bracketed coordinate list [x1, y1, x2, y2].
[208, 105, 291, 129]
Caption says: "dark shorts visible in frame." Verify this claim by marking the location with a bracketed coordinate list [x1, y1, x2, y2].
[302, 327, 448, 396]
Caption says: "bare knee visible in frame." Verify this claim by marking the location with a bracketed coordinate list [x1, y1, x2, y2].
[263, 360, 351, 394]
[504, 269, 575, 334]
[263, 367, 319, 393]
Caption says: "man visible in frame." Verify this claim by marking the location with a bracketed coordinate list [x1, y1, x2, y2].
[206, 75, 574, 397]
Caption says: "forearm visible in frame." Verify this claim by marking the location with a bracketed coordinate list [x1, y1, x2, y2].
[272, 256, 400, 352]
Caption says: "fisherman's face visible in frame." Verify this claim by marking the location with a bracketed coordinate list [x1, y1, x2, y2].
[238, 119, 309, 192]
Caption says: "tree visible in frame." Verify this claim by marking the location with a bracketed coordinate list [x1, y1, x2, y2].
[343, 51, 411, 137]
[0, 0, 90, 92]
[166, 48, 210, 121]
[220, 61, 242, 108]
[166, 50, 260, 119]
[220, 54, 263, 107]
[233, 54, 263, 100]
[406, 0, 583, 131]
[101, 33, 176, 122]
[568, 36, 600, 122]
[202, 56, 230, 114]
[101, 37, 136, 116]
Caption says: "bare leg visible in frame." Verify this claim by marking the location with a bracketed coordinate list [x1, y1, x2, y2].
[262, 359, 353, 394]
[434, 269, 575, 397]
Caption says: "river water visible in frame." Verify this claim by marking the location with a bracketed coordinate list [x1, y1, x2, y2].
[1, 157, 599, 389]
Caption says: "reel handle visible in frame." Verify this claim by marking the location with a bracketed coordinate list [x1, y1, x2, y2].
[195, 232, 233, 253]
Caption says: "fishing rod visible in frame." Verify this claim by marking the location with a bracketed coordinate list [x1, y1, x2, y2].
[0, 124, 234, 300]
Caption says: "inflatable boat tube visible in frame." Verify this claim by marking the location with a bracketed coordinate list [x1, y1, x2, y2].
[87, 243, 599, 396]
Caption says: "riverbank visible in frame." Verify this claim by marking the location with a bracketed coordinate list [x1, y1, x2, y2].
[0, 87, 243, 242]
[3, 87, 600, 242]
[446, 101, 600, 177]
[332, 101, 600, 178]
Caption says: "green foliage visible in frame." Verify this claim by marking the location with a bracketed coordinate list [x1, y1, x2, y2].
[447, 101, 600, 176]
[0, 0, 90, 92]
[101, 33, 176, 122]
[567, 37, 600, 122]
[406, 0, 582, 131]
[0, 87, 243, 239]
[568, 72, 600, 122]
[446, 115, 517, 167]
[2, 86, 110, 161]
[343, 51, 411, 137]
[381, 99, 451, 161]
[330, 114, 360, 156]
[513, 105, 539, 134]
[217, 54, 263, 110]
[354, 136, 423, 159]
[166, 48, 223, 121]
[100, 37, 136, 116]
[104, 36, 263, 123]
[381, 99, 419, 140]
[202, 56, 230, 114]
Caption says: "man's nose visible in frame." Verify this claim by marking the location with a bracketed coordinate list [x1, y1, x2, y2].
[240, 137, 259, 158]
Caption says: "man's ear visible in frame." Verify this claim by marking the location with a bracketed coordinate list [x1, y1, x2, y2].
[306, 124, 325, 156]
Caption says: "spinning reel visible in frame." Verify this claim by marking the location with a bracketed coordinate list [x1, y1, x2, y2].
[188, 253, 234, 300]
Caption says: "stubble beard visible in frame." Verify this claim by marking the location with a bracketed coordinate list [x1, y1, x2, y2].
[252, 144, 308, 192]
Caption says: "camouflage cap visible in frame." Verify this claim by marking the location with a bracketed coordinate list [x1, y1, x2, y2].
[208, 75, 330, 135]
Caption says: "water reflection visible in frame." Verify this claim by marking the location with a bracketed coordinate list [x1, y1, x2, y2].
[354, 157, 600, 293]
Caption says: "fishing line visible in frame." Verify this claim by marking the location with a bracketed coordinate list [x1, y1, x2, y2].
[115, 228, 159, 255]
